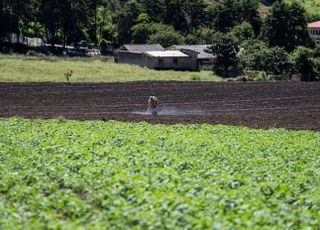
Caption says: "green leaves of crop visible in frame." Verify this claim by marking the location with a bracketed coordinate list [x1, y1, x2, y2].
[0, 119, 319, 229]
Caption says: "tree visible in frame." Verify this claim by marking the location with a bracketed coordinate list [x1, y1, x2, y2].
[39, 0, 95, 47]
[290, 46, 320, 81]
[229, 22, 255, 44]
[239, 39, 270, 71]
[0, 0, 39, 41]
[131, 13, 153, 43]
[239, 39, 293, 79]
[184, 34, 198, 44]
[191, 28, 217, 44]
[116, 0, 141, 44]
[94, 1, 118, 46]
[209, 33, 240, 76]
[138, 0, 166, 22]
[209, 0, 261, 34]
[263, 1, 314, 52]
[148, 24, 184, 47]
[163, 0, 206, 34]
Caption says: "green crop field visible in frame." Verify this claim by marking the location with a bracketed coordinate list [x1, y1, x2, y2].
[0, 119, 319, 229]
[0, 55, 220, 83]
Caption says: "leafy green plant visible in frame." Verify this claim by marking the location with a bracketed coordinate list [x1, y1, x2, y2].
[64, 70, 73, 84]
[0, 119, 319, 229]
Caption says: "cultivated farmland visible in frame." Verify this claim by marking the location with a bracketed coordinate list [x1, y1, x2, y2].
[1, 80, 320, 229]
[0, 119, 319, 229]
[0, 81, 319, 130]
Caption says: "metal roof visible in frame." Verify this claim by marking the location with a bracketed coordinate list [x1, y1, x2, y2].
[120, 44, 165, 53]
[170, 45, 215, 60]
[145, 50, 189, 58]
[308, 21, 320, 29]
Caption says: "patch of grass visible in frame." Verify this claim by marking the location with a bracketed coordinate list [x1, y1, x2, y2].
[190, 74, 201, 81]
[0, 118, 319, 229]
[0, 54, 221, 83]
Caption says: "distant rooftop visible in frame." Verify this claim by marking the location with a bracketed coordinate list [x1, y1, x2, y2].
[119, 44, 165, 53]
[145, 50, 189, 58]
[308, 21, 320, 29]
[170, 45, 215, 60]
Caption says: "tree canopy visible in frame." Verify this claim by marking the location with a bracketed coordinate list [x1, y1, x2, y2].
[263, 1, 314, 52]
[0, 0, 314, 51]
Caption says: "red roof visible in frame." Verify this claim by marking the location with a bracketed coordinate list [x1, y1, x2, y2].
[308, 21, 320, 29]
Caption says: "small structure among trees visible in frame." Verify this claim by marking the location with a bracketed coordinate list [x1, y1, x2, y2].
[144, 50, 199, 71]
[116, 44, 199, 71]
[169, 45, 216, 69]
[308, 21, 320, 46]
[116, 44, 164, 66]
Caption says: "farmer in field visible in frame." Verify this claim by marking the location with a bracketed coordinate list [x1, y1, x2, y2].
[148, 96, 159, 115]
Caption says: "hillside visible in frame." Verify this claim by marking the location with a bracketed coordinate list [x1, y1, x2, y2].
[260, 0, 320, 18]
[285, 0, 320, 17]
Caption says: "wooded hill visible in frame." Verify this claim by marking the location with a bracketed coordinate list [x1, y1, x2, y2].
[0, 0, 318, 49]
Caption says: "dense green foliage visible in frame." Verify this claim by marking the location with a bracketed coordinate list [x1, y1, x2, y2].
[239, 40, 293, 80]
[0, 119, 319, 229]
[290, 46, 320, 81]
[210, 33, 239, 76]
[0, 0, 210, 47]
[262, 1, 314, 52]
[0, 0, 314, 48]
[210, 0, 261, 34]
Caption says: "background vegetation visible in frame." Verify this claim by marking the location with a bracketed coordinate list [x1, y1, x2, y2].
[0, 0, 318, 48]
[1, 0, 320, 80]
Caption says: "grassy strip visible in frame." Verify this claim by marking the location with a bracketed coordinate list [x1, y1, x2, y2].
[0, 55, 220, 83]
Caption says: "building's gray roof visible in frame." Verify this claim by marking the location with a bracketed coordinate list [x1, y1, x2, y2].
[120, 44, 165, 53]
[170, 45, 215, 60]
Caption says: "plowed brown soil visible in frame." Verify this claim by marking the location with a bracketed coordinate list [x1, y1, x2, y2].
[0, 81, 319, 131]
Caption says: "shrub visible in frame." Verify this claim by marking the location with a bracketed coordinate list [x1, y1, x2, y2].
[132, 23, 153, 44]
[244, 70, 267, 81]
[290, 46, 320, 81]
[239, 40, 293, 80]
[190, 28, 217, 44]
[209, 32, 240, 77]
[229, 22, 255, 44]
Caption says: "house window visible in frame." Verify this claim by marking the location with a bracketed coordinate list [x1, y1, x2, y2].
[173, 58, 178, 65]
[158, 58, 164, 64]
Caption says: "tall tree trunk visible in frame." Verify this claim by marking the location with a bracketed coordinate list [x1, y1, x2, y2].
[94, 0, 98, 46]
[0, 0, 3, 38]
[15, 0, 20, 43]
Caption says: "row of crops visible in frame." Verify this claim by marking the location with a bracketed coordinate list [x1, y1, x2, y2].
[0, 119, 319, 229]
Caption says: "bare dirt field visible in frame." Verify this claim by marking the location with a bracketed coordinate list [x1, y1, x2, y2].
[0, 81, 319, 131]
